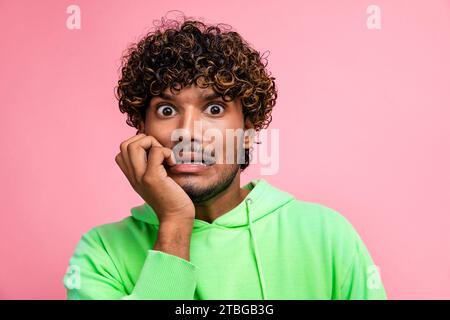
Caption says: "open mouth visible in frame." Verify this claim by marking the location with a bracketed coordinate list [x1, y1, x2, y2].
[176, 152, 216, 166]
[179, 159, 211, 166]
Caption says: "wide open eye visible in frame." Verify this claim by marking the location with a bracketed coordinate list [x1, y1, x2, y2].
[205, 104, 225, 116]
[156, 105, 177, 118]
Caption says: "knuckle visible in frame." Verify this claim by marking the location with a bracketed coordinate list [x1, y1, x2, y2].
[149, 136, 162, 146]
[119, 141, 128, 153]
[147, 146, 160, 157]
[127, 141, 136, 152]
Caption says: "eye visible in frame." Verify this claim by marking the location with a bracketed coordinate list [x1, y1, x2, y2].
[205, 103, 225, 116]
[156, 105, 177, 118]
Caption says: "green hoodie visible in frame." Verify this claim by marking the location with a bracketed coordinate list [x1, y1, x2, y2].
[63, 178, 387, 300]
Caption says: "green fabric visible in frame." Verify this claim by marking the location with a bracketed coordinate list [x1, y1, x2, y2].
[63, 178, 387, 300]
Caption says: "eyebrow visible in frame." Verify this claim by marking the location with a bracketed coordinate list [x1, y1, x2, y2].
[157, 91, 222, 101]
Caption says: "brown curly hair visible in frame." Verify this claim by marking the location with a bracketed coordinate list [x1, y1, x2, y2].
[115, 12, 278, 171]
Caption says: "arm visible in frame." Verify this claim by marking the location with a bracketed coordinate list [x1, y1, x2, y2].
[63, 225, 198, 300]
[338, 230, 388, 300]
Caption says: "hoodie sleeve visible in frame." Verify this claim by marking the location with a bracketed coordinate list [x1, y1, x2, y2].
[63, 228, 199, 300]
[338, 225, 388, 300]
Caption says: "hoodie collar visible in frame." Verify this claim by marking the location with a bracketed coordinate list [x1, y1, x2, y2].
[130, 178, 295, 230]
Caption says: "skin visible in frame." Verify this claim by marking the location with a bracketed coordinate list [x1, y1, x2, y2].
[136, 84, 254, 224]
[115, 84, 256, 260]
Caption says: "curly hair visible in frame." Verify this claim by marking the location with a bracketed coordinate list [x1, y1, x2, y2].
[115, 13, 278, 171]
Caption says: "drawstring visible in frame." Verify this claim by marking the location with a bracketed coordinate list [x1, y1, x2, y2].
[245, 197, 267, 300]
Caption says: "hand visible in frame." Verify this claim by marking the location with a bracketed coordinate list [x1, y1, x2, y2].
[115, 133, 195, 225]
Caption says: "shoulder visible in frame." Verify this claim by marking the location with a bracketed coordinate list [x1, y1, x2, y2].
[75, 216, 154, 255]
[280, 199, 363, 257]
[283, 199, 358, 236]
[90, 216, 147, 237]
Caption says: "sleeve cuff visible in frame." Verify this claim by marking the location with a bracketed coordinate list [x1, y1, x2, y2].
[128, 249, 199, 299]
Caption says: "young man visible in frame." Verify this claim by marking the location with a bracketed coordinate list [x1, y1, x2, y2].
[63, 16, 387, 300]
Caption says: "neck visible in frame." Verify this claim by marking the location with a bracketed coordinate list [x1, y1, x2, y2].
[193, 173, 251, 224]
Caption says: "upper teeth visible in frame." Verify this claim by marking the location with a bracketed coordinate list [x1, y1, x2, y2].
[182, 160, 206, 165]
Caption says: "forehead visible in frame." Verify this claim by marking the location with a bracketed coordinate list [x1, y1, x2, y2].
[154, 85, 229, 102]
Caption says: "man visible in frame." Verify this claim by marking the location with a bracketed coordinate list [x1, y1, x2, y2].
[63, 16, 387, 300]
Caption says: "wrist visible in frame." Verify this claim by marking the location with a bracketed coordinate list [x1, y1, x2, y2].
[159, 216, 194, 228]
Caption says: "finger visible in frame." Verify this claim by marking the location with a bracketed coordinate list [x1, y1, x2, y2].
[128, 135, 164, 182]
[162, 147, 177, 167]
[120, 133, 146, 173]
[145, 146, 176, 177]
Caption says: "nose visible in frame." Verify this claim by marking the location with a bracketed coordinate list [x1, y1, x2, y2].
[178, 105, 203, 142]
[174, 106, 205, 157]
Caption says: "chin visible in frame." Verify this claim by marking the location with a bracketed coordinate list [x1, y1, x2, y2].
[169, 172, 212, 186]
[169, 164, 239, 203]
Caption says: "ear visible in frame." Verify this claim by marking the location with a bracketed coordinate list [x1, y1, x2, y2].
[243, 116, 255, 149]
[137, 121, 145, 135]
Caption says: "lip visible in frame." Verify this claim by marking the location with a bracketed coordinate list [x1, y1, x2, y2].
[169, 163, 211, 173]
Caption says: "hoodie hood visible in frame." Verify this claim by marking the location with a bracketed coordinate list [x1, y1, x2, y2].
[130, 178, 296, 300]
[130, 178, 295, 230]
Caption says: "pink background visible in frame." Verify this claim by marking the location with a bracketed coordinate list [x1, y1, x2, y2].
[1, 0, 449, 299]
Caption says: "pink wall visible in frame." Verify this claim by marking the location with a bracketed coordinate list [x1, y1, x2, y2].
[1, 0, 449, 299]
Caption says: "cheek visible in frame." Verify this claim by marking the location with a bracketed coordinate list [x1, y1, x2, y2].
[204, 129, 244, 164]
[145, 122, 174, 146]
